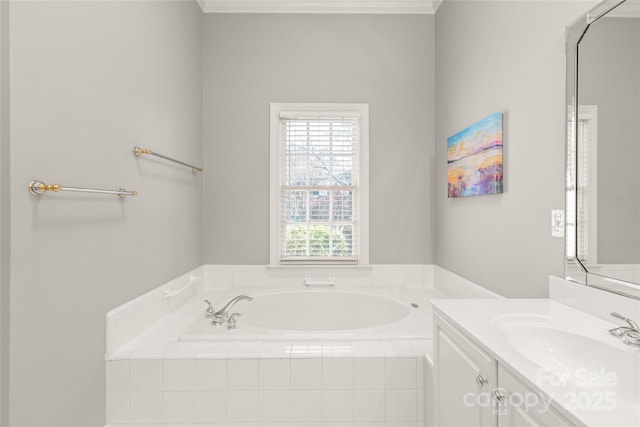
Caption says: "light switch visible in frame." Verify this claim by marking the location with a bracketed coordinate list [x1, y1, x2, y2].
[551, 209, 564, 238]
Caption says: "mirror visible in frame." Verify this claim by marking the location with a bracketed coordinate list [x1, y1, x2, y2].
[566, 0, 640, 298]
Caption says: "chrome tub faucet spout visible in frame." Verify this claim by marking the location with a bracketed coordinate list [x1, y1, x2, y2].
[210, 295, 253, 326]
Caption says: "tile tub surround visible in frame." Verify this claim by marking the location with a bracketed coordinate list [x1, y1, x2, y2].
[106, 341, 429, 426]
[106, 266, 206, 356]
[106, 264, 501, 356]
[105, 264, 499, 426]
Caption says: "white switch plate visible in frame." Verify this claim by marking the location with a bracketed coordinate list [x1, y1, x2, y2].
[551, 209, 564, 238]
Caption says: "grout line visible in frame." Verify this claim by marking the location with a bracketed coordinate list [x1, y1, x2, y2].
[127, 361, 131, 424]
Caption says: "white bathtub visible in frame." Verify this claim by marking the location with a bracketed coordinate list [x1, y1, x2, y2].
[180, 287, 432, 342]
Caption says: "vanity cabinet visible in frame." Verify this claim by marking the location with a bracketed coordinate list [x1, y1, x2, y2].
[434, 313, 576, 427]
[434, 313, 498, 426]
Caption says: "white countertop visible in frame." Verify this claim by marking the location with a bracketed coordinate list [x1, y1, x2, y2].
[431, 298, 640, 427]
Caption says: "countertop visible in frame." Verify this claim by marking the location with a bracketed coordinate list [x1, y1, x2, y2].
[431, 298, 640, 427]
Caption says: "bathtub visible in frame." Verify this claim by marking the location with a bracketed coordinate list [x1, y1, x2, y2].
[180, 287, 432, 342]
[105, 265, 497, 426]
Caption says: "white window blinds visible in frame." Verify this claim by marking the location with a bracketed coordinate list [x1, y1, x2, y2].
[278, 114, 360, 263]
[567, 106, 597, 262]
[566, 114, 578, 259]
[576, 117, 590, 262]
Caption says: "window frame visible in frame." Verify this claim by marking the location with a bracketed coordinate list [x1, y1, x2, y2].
[269, 103, 369, 266]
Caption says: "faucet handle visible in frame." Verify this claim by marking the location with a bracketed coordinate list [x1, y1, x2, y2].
[227, 313, 241, 330]
[610, 312, 639, 331]
[204, 299, 215, 318]
[621, 331, 640, 348]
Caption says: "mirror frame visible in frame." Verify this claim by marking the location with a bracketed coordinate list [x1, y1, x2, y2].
[565, 0, 640, 300]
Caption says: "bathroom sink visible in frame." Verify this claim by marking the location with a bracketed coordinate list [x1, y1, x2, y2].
[494, 314, 640, 403]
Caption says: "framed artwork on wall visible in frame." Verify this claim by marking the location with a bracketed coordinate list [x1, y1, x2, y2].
[447, 112, 503, 198]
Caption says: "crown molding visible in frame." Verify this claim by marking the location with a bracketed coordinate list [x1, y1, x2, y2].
[197, 0, 443, 14]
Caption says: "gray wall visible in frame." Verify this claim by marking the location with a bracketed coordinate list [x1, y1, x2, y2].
[4, 1, 203, 425]
[579, 17, 640, 263]
[0, 1, 8, 424]
[0, 1, 612, 423]
[202, 14, 435, 265]
[434, 1, 596, 297]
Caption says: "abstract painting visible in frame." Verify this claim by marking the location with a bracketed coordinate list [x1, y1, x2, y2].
[447, 112, 503, 198]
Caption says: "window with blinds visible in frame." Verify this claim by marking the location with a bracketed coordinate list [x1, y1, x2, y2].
[270, 104, 369, 265]
[566, 105, 597, 262]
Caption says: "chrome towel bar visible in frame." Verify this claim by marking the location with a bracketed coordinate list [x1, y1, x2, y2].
[133, 146, 203, 173]
[28, 180, 137, 199]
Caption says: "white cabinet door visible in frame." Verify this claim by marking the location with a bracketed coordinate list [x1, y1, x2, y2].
[497, 365, 576, 427]
[434, 313, 498, 427]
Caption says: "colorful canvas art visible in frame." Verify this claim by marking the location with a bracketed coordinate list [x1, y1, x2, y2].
[447, 112, 503, 198]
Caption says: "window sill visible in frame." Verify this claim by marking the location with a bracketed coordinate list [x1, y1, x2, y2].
[266, 264, 372, 271]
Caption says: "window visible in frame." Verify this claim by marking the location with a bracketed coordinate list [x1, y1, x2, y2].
[270, 103, 369, 265]
[566, 105, 597, 262]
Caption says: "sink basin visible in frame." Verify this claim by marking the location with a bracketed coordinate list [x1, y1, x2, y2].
[494, 314, 640, 403]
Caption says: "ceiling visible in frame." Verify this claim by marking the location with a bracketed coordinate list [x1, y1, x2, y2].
[197, 0, 443, 14]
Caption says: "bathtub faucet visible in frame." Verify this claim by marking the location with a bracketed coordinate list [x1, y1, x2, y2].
[210, 295, 253, 326]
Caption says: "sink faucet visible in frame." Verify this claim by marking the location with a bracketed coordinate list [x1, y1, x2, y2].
[609, 312, 640, 347]
[210, 295, 253, 326]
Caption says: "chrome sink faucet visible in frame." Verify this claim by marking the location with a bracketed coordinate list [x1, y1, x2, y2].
[609, 312, 640, 347]
[210, 295, 253, 326]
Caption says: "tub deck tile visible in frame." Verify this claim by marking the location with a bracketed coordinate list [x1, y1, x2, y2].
[351, 341, 386, 358]
[289, 342, 323, 358]
[259, 342, 293, 359]
[321, 342, 354, 358]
